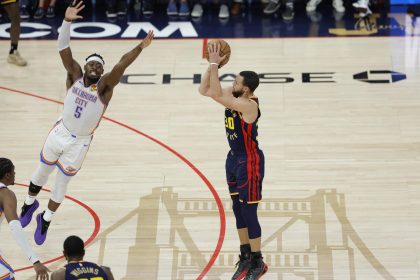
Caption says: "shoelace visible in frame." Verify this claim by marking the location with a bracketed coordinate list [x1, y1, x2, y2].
[21, 204, 32, 216]
[235, 254, 248, 268]
[41, 219, 51, 234]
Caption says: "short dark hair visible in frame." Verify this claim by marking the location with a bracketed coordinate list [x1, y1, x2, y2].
[85, 53, 105, 65]
[64, 235, 85, 258]
[239, 71, 260, 93]
[0, 158, 14, 180]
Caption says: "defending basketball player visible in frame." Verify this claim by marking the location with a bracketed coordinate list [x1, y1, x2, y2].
[19, 0, 154, 245]
[51, 235, 114, 280]
[199, 43, 268, 279]
[0, 158, 49, 280]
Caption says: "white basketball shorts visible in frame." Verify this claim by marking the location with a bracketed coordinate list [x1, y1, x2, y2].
[40, 120, 92, 176]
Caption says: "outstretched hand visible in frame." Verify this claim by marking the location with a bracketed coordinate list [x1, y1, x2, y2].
[34, 262, 50, 280]
[208, 43, 226, 66]
[65, 0, 85, 21]
[140, 31, 155, 49]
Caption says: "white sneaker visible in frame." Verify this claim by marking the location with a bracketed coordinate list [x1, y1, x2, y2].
[7, 50, 27, 66]
[333, 0, 345, 12]
[359, 6, 372, 17]
[191, 3, 203, 18]
[352, 0, 369, 10]
[306, 0, 321, 12]
[219, 4, 229, 19]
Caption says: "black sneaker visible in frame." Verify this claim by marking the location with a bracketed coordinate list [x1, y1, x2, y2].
[106, 8, 117, 18]
[142, 0, 154, 16]
[244, 257, 268, 280]
[281, 3, 294, 21]
[263, 0, 281, 15]
[46, 6, 55, 18]
[117, 0, 127, 16]
[232, 254, 250, 280]
[20, 6, 30, 19]
[34, 7, 45, 19]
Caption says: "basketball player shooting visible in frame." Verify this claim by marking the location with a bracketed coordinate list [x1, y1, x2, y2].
[199, 43, 268, 279]
[19, 0, 154, 245]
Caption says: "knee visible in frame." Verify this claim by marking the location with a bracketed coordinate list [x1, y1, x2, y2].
[241, 203, 261, 239]
[231, 195, 247, 229]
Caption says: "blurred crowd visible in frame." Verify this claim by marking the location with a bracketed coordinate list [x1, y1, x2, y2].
[0, 0, 377, 22]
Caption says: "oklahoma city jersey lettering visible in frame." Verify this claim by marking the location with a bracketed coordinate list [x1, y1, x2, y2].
[62, 79, 106, 136]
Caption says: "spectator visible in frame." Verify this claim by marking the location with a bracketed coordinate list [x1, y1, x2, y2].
[167, 0, 190, 16]
[106, 0, 127, 19]
[1, 0, 27, 66]
[34, 0, 57, 19]
[306, 0, 345, 13]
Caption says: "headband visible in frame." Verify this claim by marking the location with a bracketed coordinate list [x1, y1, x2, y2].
[86, 56, 104, 66]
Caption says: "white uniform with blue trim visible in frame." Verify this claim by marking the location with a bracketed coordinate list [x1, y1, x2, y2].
[0, 183, 14, 280]
[40, 78, 106, 176]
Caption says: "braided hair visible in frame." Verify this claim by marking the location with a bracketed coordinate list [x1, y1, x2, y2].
[0, 158, 14, 180]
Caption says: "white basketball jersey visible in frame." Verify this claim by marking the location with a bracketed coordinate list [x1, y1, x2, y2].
[62, 78, 107, 136]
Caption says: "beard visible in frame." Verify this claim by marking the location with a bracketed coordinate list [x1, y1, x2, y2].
[232, 89, 245, 98]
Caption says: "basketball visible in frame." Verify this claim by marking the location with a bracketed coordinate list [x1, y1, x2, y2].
[204, 39, 231, 68]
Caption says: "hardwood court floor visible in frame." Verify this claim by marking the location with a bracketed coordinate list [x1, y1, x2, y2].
[0, 37, 420, 279]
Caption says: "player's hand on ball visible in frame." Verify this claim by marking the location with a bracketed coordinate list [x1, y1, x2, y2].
[208, 43, 226, 66]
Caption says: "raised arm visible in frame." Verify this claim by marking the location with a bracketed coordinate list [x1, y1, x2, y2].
[58, 0, 85, 88]
[1, 189, 50, 279]
[102, 31, 154, 89]
[198, 66, 212, 96]
[206, 44, 258, 117]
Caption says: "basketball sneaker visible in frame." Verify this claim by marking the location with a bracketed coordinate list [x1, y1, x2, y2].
[333, 0, 345, 12]
[34, 7, 45, 19]
[167, 1, 178, 16]
[179, 2, 190, 17]
[232, 253, 250, 280]
[191, 3, 203, 18]
[263, 0, 281, 15]
[34, 212, 50, 245]
[306, 0, 321, 12]
[19, 200, 39, 227]
[8, 50, 27, 67]
[244, 255, 268, 280]
[353, 0, 371, 16]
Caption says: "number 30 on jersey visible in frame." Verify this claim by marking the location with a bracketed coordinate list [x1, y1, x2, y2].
[225, 116, 234, 130]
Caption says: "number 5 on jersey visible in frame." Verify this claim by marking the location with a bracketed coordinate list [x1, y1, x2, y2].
[74, 106, 83, 118]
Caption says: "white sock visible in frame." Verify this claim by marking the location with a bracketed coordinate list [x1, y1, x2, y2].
[43, 209, 55, 222]
[25, 195, 36, 205]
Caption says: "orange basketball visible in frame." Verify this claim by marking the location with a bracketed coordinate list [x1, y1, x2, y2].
[204, 39, 231, 68]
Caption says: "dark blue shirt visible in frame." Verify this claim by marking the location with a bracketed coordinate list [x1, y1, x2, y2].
[65, 261, 108, 280]
[225, 97, 261, 153]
